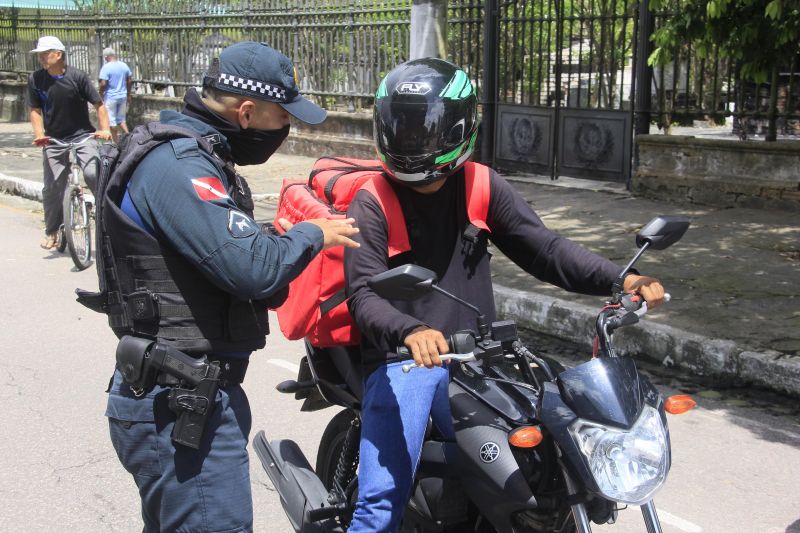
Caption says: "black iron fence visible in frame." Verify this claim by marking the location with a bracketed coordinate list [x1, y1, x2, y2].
[0, 0, 797, 131]
[649, 6, 799, 137]
[0, 0, 412, 111]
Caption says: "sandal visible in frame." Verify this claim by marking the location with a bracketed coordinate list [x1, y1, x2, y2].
[40, 233, 57, 250]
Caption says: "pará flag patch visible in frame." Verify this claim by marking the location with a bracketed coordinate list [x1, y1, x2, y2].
[191, 177, 229, 201]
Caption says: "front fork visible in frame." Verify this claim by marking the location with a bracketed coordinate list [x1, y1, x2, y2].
[561, 466, 593, 533]
[641, 500, 664, 533]
[561, 464, 664, 533]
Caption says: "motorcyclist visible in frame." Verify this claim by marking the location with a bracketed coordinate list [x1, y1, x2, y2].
[343, 58, 665, 532]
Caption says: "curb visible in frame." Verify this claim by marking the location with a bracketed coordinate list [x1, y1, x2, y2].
[0, 173, 43, 202]
[493, 284, 800, 398]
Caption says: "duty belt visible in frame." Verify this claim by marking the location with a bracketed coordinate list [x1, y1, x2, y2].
[156, 357, 249, 388]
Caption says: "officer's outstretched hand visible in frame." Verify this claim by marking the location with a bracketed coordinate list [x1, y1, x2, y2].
[404, 326, 449, 369]
[623, 274, 666, 309]
[278, 217, 360, 251]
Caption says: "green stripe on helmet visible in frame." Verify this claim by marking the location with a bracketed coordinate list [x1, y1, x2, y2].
[435, 137, 469, 165]
[435, 130, 478, 166]
[458, 78, 474, 98]
[439, 70, 470, 100]
[467, 129, 477, 151]
[376, 78, 388, 99]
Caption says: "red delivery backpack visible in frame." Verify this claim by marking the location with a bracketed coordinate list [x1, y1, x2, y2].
[272, 156, 491, 347]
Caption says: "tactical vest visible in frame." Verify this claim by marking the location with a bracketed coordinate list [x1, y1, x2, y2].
[77, 122, 268, 354]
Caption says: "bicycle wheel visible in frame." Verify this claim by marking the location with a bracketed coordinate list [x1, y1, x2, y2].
[62, 183, 92, 271]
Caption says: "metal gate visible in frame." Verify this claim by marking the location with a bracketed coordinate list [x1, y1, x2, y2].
[483, 0, 640, 182]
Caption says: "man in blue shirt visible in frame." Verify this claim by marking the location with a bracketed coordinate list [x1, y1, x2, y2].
[98, 47, 132, 143]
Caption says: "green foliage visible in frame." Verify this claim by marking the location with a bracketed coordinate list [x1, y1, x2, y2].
[648, 0, 800, 84]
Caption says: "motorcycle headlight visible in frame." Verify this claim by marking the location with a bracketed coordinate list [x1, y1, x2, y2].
[568, 405, 668, 505]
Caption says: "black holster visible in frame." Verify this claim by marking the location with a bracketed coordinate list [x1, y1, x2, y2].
[115, 335, 220, 449]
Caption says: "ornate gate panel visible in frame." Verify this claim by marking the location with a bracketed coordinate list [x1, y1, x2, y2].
[495, 105, 554, 175]
[488, 0, 639, 182]
[558, 109, 631, 180]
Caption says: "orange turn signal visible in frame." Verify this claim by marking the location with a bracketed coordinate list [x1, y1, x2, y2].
[664, 395, 697, 415]
[508, 426, 544, 448]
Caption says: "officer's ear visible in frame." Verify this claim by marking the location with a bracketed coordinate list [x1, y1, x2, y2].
[237, 100, 257, 129]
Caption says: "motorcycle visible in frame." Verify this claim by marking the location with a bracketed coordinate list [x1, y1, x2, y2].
[253, 215, 696, 532]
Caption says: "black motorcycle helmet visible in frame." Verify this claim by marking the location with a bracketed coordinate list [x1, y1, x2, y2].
[374, 58, 478, 187]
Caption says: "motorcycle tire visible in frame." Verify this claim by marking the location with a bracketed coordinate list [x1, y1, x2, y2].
[316, 408, 359, 491]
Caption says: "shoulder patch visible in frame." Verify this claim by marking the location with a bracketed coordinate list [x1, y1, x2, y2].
[228, 210, 256, 238]
[191, 176, 229, 201]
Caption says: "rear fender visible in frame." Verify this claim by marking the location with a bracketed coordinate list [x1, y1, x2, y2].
[252, 431, 343, 533]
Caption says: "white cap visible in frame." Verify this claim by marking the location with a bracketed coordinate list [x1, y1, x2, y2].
[31, 36, 65, 53]
[102, 47, 116, 57]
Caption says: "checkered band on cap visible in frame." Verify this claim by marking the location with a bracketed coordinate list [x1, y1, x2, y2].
[217, 72, 287, 101]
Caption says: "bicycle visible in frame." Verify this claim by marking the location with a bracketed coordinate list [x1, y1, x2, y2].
[42, 134, 98, 271]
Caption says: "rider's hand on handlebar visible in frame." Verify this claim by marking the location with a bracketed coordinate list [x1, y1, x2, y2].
[403, 326, 449, 369]
[94, 130, 113, 141]
[623, 274, 666, 309]
[32, 136, 50, 147]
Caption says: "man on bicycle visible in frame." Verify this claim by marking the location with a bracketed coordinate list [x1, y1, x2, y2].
[26, 35, 112, 250]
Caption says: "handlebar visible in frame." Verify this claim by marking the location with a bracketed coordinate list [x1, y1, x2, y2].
[38, 134, 98, 147]
[396, 332, 481, 373]
[621, 292, 671, 318]
[401, 353, 477, 373]
[599, 292, 672, 356]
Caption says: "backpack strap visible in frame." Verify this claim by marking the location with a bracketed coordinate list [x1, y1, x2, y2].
[309, 156, 385, 205]
[359, 176, 411, 257]
[462, 162, 491, 233]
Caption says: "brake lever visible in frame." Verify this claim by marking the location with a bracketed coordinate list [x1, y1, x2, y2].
[401, 353, 476, 373]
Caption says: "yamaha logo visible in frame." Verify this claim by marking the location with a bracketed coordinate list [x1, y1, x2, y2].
[479, 442, 501, 463]
[396, 82, 431, 95]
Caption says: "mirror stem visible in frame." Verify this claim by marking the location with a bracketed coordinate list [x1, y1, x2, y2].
[431, 285, 488, 337]
[431, 285, 482, 316]
[611, 241, 650, 301]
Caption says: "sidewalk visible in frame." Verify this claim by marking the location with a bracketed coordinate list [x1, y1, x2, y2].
[2, 120, 798, 397]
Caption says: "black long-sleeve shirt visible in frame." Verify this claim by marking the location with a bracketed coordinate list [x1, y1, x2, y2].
[344, 167, 621, 366]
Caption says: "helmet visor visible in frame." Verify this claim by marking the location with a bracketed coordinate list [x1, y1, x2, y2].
[376, 99, 475, 161]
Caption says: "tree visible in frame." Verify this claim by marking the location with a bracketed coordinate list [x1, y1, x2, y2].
[648, 0, 800, 140]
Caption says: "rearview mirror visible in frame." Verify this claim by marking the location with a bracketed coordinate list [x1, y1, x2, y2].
[368, 265, 437, 301]
[636, 215, 690, 250]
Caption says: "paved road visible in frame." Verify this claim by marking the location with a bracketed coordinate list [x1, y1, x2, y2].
[1, 197, 798, 533]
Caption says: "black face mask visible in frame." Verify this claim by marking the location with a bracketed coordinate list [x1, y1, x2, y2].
[182, 88, 290, 166]
[226, 124, 289, 166]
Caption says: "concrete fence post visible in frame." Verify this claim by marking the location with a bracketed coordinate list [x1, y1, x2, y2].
[409, 0, 447, 60]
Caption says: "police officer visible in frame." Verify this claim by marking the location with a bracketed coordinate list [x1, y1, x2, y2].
[102, 42, 358, 532]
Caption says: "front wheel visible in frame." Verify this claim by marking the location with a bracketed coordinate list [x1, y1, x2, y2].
[62, 183, 92, 271]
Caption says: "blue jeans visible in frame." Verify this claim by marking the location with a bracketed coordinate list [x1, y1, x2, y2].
[106, 370, 253, 532]
[348, 361, 455, 533]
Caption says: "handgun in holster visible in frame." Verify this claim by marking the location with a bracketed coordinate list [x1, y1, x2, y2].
[115, 335, 220, 449]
